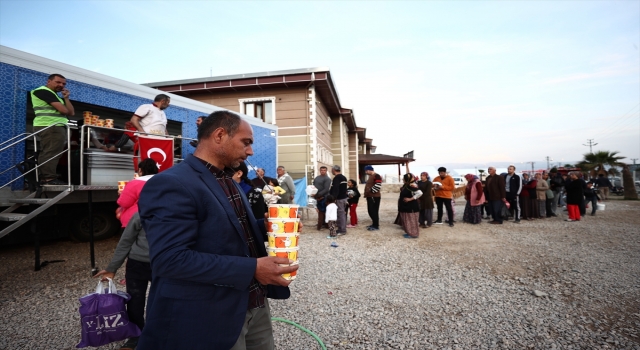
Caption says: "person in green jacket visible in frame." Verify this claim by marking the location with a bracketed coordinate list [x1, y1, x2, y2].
[30, 74, 75, 185]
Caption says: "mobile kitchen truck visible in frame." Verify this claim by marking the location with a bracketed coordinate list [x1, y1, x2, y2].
[0, 45, 278, 270]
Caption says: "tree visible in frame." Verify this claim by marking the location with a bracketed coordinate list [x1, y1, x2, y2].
[622, 165, 638, 200]
[575, 151, 626, 178]
[576, 150, 636, 199]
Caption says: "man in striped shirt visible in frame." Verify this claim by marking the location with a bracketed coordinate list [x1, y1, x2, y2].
[363, 165, 383, 231]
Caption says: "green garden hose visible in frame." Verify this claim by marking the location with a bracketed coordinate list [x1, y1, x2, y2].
[271, 317, 327, 350]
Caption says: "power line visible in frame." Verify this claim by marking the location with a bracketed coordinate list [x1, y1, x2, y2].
[583, 139, 598, 153]
[597, 114, 640, 145]
[594, 110, 640, 143]
[591, 104, 640, 141]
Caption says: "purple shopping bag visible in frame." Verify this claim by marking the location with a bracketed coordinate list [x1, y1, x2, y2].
[76, 278, 141, 348]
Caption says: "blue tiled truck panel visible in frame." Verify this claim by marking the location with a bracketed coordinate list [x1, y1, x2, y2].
[0, 62, 276, 190]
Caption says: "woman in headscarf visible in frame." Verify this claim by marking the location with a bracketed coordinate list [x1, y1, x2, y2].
[462, 174, 485, 224]
[417, 172, 433, 228]
[398, 173, 422, 238]
[535, 173, 548, 218]
[520, 173, 534, 220]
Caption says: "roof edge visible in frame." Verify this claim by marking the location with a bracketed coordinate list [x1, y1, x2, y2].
[144, 67, 331, 87]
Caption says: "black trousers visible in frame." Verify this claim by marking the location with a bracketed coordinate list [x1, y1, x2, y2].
[585, 196, 598, 215]
[506, 192, 520, 221]
[435, 197, 453, 222]
[366, 197, 381, 228]
[125, 258, 152, 333]
[489, 200, 504, 223]
[578, 197, 586, 216]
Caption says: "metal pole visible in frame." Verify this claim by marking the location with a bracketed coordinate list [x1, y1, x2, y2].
[67, 124, 71, 187]
[33, 135, 39, 184]
[32, 220, 41, 271]
[88, 191, 97, 276]
[80, 125, 85, 185]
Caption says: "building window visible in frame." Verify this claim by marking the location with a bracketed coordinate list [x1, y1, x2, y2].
[244, 101, 273, 124]
[238, 97, 276, 124]
[327, 117, 332, 133]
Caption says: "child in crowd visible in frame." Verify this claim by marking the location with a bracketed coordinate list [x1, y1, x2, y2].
[263, 178, 285, 204]
[325, 195, 338, 238]
[346, 179, 360, 228]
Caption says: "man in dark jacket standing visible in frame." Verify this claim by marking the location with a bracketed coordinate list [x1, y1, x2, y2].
[595, 174, 612, 200]
[503, 165, 522, 223]
[485, 166, 506, 224]
[137, 111, 296, 349]
[548, 169, 564, 216]
[363, 165, 383, 231]
[313, 166, 332, 230]
[330, 165, 349, 235]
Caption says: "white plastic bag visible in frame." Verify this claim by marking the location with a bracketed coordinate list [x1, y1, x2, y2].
[306, 185, 318, 196]
[95, 277, 118, 294]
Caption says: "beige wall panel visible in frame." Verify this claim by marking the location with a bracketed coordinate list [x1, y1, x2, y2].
[314, 104, 332, 150]
[277, 109, 307, 121]
[278, 118, 308, 128]
[185, 88, 307, 109]
[208, 88, 307, 101]
[315, 103, 331, 135]
[276, 100, 307, 111]
[278, 127, 309, 137]
[277, 154, 309, 164]
[278, 136, 310, 145]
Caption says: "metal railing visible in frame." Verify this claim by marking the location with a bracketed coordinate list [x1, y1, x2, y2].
[78, 125, 196, 185]
[0, 122, 73, 191]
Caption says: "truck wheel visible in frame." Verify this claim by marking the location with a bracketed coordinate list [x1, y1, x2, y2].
[70, 207, 119, 242]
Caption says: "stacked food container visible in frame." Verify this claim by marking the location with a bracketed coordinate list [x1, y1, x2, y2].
[265, 204, 300, 280]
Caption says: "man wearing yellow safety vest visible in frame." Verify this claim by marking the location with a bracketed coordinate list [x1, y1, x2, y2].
[31, 74, 75, 185]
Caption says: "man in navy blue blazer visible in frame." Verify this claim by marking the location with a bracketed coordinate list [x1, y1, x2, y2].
[137, 111, 298, 350]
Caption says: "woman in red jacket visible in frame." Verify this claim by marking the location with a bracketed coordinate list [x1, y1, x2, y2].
[463, 174, 485, 224]
[520, 173, 537, 220]
[118, 159, 158, 228]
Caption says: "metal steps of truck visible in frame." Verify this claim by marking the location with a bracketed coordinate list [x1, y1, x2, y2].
[0, 213, 28, 221]
[7, 198, 52, 205]
[0, 190, 73, 240]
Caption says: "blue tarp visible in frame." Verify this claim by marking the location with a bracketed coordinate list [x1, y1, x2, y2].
[293, 176, 308, 207]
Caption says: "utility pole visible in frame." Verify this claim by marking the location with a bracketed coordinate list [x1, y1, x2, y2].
[583, 139, 598, 153]
[524, 161, 535, 174]
[545, 156, 553, 170]
[631, 158, 638, 165]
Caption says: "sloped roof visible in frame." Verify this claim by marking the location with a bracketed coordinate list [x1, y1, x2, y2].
[359, 154, 415, 166]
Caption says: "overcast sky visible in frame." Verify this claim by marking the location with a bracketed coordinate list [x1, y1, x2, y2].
[2, 0, 638, 169]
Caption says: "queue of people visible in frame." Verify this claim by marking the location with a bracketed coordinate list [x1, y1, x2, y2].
[341, 164, 610, 239]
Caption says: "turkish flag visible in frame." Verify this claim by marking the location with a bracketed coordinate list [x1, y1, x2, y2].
[138, 135, 174, 172]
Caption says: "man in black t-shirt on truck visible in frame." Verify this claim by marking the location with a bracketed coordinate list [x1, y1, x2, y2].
[30, 74, 75, 185]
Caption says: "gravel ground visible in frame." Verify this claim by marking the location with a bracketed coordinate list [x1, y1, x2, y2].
[1, 193, 639, 349]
